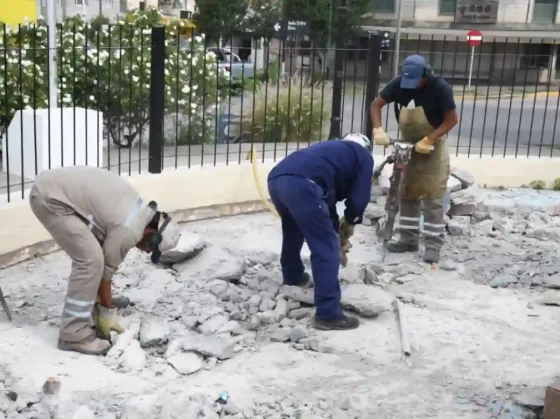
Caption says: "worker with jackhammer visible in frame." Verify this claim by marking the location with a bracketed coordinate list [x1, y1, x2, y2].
[370, 54, 458, 264]
[267, 133, 374, 331]
[29, 166, 181, 356]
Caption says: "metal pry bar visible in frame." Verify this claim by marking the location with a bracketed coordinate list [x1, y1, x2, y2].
[0, 286, 13, 322]
[393, 299, 411, 366]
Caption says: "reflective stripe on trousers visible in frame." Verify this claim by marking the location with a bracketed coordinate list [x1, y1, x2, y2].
[396, 198, 446, 250]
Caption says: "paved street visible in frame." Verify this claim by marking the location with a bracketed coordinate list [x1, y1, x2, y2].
[1, 90, 559, 200]
[341, 93, 560, 157]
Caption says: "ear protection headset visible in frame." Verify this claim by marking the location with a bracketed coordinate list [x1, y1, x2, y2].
[147, 212, 172, 251]
[146, 200, 172, 252]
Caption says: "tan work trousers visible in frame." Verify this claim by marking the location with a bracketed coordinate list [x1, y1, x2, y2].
[29, 185, 103, 343]
[397, 198, 445, 250]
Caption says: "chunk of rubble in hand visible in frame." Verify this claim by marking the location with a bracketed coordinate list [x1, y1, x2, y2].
[160, 233, 206, 264]
[341, 284, 393, 318]
[173, 245, 246, 283]
[139, 316, 170, 348]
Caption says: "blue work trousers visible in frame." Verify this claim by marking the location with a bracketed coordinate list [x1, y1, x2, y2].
[267, 175, 342, 321]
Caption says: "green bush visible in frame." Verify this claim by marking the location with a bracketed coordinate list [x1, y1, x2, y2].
[242, 74, 331, 142]
[529, 180, 546, 190]
[552, 178, 560, 191]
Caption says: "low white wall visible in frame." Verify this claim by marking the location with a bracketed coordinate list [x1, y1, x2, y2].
[0, 155, 559, 267]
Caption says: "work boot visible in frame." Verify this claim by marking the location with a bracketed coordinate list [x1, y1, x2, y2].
[57, 335, 111, 356]
[314, 313, 360, 331]
[386, 241, 419, 253]
[423, 248, 440, 264]
[285, 272, 314, 288]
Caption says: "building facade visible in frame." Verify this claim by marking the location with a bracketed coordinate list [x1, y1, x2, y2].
[38, 0, 126, 21]
[356, 0, 560, 83]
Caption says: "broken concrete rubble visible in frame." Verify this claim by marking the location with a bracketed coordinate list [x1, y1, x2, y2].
[173, 245, 246, 283]
[4, 171, 560, 419]
[450, 167, 476, 189]
[166, 332, 235, 360]
[139, 316, 170, 348]
[167, 352, 203, 375]
[448, 184, 483, 216]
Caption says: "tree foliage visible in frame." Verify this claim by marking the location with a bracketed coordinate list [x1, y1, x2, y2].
[283, 0, 370, 47]
[193, 0, 248, 46]
[244, 0, 283, 43]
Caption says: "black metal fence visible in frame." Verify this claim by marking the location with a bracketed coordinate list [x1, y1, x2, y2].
[0, 18, 559, 202]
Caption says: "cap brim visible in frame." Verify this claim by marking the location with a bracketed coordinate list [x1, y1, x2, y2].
[400, 76, 422, 89]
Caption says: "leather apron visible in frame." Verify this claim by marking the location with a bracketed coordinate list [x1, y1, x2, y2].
[398, 104, 450, 201]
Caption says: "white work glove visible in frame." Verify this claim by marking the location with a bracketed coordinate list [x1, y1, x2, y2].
[373, 127, 390, 146]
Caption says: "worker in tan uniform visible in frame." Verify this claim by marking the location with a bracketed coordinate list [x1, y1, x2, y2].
[29, 166, 181, 356]
[370, 54, 458, 264]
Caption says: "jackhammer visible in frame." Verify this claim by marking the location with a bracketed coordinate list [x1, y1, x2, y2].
[372, 140, 415, 262]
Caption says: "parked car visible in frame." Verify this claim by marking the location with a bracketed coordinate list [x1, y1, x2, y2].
[207, 47, 255, 83]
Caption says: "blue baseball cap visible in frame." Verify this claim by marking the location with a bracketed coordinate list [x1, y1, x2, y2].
[400, 55, 428, 89]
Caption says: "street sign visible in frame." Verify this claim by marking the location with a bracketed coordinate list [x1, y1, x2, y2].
[273, 19, 310, 39]
[466, 30, 482, 89]
[466, 30, 483, 47]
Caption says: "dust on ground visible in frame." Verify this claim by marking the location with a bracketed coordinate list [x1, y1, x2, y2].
[1, 184, 560, 419]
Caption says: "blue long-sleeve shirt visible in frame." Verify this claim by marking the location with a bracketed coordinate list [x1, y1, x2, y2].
[268, 140, 374, 227]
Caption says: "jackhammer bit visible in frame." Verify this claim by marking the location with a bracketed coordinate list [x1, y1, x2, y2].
[0, 286, 13, 322]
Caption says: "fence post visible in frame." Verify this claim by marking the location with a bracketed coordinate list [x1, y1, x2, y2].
[148, 26, 165, 174]
[364, 31, 382, 142]
[328, 0, 348, 140]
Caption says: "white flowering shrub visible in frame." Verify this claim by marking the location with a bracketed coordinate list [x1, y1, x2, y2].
[0, 8, 230, 148]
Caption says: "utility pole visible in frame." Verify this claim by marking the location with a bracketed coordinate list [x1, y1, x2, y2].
[99, 0, 103, 18]
[328, 0, 347, 140]
[46, 0, 58, 108]
[393, 0, 403, 77]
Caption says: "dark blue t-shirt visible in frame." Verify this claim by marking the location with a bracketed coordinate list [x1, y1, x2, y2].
[380, 76, 456, 128]
[268, 140, 374, 225]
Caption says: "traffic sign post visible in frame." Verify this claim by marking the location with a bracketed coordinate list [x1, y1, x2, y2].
[272, 19, 310, 40]
[466, 30, 482, 90]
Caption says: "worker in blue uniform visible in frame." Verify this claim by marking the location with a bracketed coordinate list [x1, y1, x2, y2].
[267, 133, 374, 331]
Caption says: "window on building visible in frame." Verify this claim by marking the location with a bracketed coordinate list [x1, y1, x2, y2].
[520, 43, 552, 69]
[75, 0, 88, 4]
[374, 0, 395, 14]
[439, 0, 456, 15]
[532, 0, 558, 24]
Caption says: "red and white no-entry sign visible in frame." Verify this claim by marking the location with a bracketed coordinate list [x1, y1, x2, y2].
[466, 30, 483, 47]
